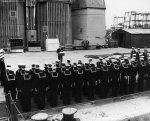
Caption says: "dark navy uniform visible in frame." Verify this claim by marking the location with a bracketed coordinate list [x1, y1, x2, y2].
[0, 57, 7, 92]
[147, 59, 150, 89]
[49, 69, 59, 107]
[129, 60, 138, 93]
[96, 59, 103, 95]
[137, 59, 147, 91]
[112, 61, 120, 97]
[100, 62, 109, 98]
[120, 62, 130, 95]
[62, 67, 72, 105]
[36, 70, 46, 109]
[46, 65, 53, 102]
[33, 66, 40, 105]
[83, 63, 90, 97]
[57, 47, 64, 62]
[20, 71, 32, 112]
[72, 64, 78, 97]
[88, 64, 97, 100]
[130, 47, 136, 58]
[75, 65, 84, 102]
[6, 68, 16, 100]
[29, 64, 36, 97]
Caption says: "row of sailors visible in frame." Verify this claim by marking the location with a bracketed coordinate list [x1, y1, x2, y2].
[4, 56, 150, 112]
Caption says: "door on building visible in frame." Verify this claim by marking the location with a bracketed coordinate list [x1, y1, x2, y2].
[118, 33, 124, 47]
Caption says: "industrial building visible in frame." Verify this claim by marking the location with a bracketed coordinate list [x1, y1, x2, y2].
[112, 29, 150, 48]
[0, 0, 106, 51]
[72, 0, 106, 47]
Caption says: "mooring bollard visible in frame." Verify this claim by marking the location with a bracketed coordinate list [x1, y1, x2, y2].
[61, 108, 79, 121]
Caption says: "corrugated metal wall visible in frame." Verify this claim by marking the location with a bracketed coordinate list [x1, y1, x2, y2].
[36, 1, 71, 49]
[0, 0, 25, 48]
[131, 34, 150, 48]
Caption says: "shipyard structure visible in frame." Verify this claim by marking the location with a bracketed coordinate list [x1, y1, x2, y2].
[0, 0, 106, 50]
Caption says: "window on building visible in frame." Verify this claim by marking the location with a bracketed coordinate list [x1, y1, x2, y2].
[10, 11, 17, 18]
[43, 26, 48, 33]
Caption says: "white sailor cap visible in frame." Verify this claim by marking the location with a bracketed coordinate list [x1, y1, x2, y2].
[121, 60, 125, 63]
[133, 57, 136, 59]
[112, 59, 117, 63]
[133, 54, 136, 57]
[139, 53, 143, 56]
[99, 57, 103, 60]
[77, 64, 82, 67]
[0, 53, 4, 59]
[0, 49, 5, 54]
[124, 56, 128, 60]
[131, 58, 135, 62]
[105, 58, 109, 61]
[103, 60, 107, 64]
[140, 58, 144, 61]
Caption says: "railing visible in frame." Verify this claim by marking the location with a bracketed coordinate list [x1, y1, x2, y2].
[5, 92, 25, 121]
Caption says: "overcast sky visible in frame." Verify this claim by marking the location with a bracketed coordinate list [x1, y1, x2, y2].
[105, 0, 150, 28]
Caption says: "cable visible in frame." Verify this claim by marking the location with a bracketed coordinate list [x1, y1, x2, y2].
[13, 103, 26, 121]
[5, 105, 13, 121]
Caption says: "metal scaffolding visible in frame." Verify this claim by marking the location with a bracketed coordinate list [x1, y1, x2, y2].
[124, 11, 150, 29]
[113, 11, 150, 30]
[112, 16, 124, 30]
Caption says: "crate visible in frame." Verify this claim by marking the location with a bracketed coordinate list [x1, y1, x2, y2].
[28, 41, 41, 52]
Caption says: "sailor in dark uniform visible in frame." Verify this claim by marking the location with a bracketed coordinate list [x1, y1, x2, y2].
[6, 65, 16, 100]
[120, 59, 130, 95]
[29, 64, 36, 97]
[75, 64, 84, 102]
[88, 63, 97, 100]
[71, 63, 78, 97]
[105, 58, 113, 93]
[57, 46, 64, 62]
[96, 57, 103, 67]
[83, 63, 90, 97]
[143, 48, 148, 62]
[100, 60, 109, 98]
[20, 70, 32, 112]
[36, 70, 46, 109]
[33, 65, 40, 105]
[18, 65, 26, 108]
[0, 50, 7, 92]
[138, 58, 147, 91]
[136, 48, 141, 62]
[67, 60, 72, 67]
[147, 57, 150, 89]
[96, 57, 103, 94]
[111, 59, 120, 97]
[46, 64, 53, 102]
[62, 65, 72, 105]
[130, 47, 136, 58]
[129, 58, 138, 93]
[59, 63, 66, 99]
[49, 66, 59, 107]
[15, 64, 23, 100]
